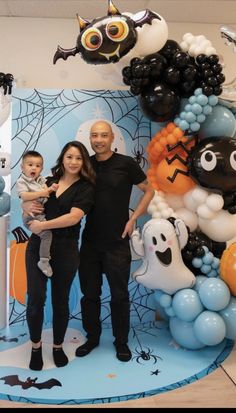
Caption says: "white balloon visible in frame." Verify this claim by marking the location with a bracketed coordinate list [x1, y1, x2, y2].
[175, 208, 198, 232]
[183, 189, 199, 211]
[197, 204, 216, 220]
[198, 210, 236, 242]
[206, 193, 224, 211]
[165, 193, 184, 210]
[192, 187, 208, 204]
[133, 10, 168, 57]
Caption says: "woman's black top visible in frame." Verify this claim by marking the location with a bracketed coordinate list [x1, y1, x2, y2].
[45, 176, 95, 240]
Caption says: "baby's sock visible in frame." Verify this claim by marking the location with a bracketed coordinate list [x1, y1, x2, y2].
[38, 258, 53, 277]
[29, 346, 43, 371]
[53, 347, 68, 367]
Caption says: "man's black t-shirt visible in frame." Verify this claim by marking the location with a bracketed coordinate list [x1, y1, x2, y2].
[82, 152, 146, 247]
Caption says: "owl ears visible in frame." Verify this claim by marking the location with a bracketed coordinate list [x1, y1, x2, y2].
[76, 14, 90, 32]
[108, 0, 121, 16]
[76, 1, 121, 32]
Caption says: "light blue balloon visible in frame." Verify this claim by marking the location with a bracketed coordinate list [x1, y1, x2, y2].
[159, 293, 172, 308]
[219, 296, 236, 340]
[193, 275, 208, 292]
[0, 176, 5, 193]
[172, 288, 204, 321]
[199, 104, 236, 139]
[198, 278, 231, 311]
[0, 192, 10, 216]
[154, 290, 165, 304]
[193, 311, 226, 346]
[165, 306, 175, 317]
[169, 317, 205, 350]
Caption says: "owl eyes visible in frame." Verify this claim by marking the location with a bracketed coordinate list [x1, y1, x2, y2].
[81, 20, 129, 51]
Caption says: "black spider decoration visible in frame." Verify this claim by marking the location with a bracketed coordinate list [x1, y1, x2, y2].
[132, 346, 163, 365]
[0, 72, 14, 95]
[132, 143, 148, 168]
[53, 0, 162, 66]
[165, 136, 236, 214]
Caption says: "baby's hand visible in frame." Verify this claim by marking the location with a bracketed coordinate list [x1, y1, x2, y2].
[48, 183, 59, 193]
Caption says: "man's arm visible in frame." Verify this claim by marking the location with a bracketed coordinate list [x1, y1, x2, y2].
[122, 179, 154, 238]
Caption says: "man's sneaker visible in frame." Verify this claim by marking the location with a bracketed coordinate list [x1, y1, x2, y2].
[75, 341, 99, 357]
[114, 343, 132, 362]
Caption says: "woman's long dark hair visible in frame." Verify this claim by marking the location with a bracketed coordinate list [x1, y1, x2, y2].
[51, 141, 96, 184]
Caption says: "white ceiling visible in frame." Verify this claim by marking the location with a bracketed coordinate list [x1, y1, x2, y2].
[0, 0, 235, 24]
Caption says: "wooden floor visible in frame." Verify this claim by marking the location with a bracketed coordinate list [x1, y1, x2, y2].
[0, 344, 235, 408]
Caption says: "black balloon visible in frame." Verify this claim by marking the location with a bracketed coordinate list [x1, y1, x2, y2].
[188, 137, 236, 193]
[159, 39, 181, 61]
[139, 81, 181, 122]
[143, 53, 167, 78]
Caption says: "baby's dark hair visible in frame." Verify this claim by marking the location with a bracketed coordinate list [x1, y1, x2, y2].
[22, 150, 43, 161]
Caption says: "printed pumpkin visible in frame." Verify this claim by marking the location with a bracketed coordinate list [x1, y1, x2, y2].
[10, 226, 29, 305]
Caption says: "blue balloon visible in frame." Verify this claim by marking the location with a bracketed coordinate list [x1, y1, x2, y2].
[199, 104, 236, 139]
[219, 297, 236, 340]
[172, 288, 204, 321]
[192, 275, 208, 292]
[159, 293, 172, 308]
[0, 176, 5, 193]
[169, 317, 205, 350]
[193, 311, 226, 346]
[0, 192, 10, 216]
[198, 278, 231, 311]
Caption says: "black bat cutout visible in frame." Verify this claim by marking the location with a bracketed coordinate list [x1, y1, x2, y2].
[0, 335, 18, 343]
[0, 375, 62, 390]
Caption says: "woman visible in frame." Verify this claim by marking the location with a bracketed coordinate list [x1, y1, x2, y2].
[25, 141, 95, 370]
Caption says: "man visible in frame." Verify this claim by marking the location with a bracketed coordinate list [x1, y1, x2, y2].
[76, 120, 154, 362]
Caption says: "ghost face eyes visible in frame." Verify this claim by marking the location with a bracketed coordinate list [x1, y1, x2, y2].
[152, 233, 166, 246]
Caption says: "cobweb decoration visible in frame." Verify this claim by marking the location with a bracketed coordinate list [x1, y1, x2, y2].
[12, 89, 152, 173]
[69, 279, 156, 327]
[8, 298, 26, 326]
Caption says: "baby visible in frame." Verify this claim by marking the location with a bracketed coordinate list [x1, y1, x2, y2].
[16, 150, 58, 277]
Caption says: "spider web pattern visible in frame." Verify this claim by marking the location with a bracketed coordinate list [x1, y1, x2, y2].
[10, 88, 154, 326]
[11, 89, 152, 175]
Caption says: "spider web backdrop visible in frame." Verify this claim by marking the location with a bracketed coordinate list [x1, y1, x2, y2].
[9, 88, 157, 327]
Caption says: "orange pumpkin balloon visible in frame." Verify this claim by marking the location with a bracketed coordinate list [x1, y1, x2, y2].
[10, 226, 29, 305]
[154, 158, 196, 194]
[220, 243, 236, 296]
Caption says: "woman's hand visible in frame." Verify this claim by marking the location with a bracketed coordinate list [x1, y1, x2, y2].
[22, 200, 44, 216]
[28, 220, 44, 234]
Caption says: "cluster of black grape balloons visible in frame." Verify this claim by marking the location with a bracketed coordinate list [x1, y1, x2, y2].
[182, 229, 226, 275]
[122, 40, 225, 122]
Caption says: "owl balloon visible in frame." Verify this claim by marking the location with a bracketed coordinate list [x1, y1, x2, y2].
[53, 0, 168, 66]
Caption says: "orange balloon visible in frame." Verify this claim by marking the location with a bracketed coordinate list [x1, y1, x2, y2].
[154, 158, 195, 194]
[220, 243, 236, 296]
[10, 226, 29, 305]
